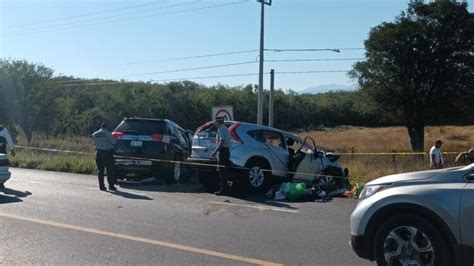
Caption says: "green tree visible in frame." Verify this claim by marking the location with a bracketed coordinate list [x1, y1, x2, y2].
[0, 60, 57, 143]
[351, 1, 474, 151]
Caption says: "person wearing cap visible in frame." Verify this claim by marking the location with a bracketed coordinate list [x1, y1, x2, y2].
[92, 123, 117, 191]
[429, 139, 444, 169]
[211, 117, 232, 195]
[455, 148, 474, 165]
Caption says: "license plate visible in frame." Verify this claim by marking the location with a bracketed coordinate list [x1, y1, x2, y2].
[130, 141, 143, 147]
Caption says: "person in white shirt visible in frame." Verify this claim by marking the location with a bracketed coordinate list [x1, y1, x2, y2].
[429, 139, 444, 169]
[0, 124, 15, 157]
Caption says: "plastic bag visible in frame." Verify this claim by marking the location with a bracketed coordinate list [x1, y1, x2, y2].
[286, 182, 310, 202]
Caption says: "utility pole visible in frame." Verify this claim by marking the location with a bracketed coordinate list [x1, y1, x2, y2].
[268, 69, 275, 127]
[257, 0, 272, 125]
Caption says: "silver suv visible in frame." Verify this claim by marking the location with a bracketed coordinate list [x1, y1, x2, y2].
[187, 121, 348, 192]
[350, 165, 474, 265]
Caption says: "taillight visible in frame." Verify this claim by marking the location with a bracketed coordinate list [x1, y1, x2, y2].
[112, 132, 124, 139]
[229, 123, 243, 144]
[151, 134, 163, 142]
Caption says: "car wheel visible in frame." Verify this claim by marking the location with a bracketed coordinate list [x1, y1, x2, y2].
[245, 160, 271, 192]
[317, 176, 336, 190]
[374, 214, 448, 266]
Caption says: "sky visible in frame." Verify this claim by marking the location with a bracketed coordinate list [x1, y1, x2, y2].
[1, 0, 473, 91]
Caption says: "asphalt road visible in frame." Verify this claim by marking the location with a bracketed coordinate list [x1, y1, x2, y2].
[0, 168, 372, 265]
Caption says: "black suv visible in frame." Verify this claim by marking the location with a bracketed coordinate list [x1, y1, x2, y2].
[112, 118, 192, 182]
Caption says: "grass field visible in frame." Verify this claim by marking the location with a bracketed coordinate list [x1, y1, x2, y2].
[300, 126, 472, 184]
[8, 126, 473, 185]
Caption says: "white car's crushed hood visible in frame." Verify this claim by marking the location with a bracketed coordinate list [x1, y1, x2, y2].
[366, 166, 470, 186]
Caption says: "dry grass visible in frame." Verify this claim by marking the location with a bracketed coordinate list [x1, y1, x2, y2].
[299, 126, 474, 153]
[298, 126, 473, 184]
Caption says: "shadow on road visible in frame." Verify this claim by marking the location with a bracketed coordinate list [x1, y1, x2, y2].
[117, 180, 299, 209]
[0, 195, 23, 204]
[109, 190, 153, 200]
[2, 188, 32, 198]
[0, 188, 32, 204]
[118, 182, 204, 194]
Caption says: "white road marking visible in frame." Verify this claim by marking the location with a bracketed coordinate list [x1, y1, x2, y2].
[10, 179, 44, 184]
[0, 212, 282, 266]
[207, 201, 299, 213]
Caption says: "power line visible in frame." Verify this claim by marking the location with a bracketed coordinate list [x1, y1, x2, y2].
[121, 50, 258, 65]
[124, 61, 257, 77]
[53, 60, 258, 84]
[277, 70, 350, 74]
[2, 1, 201, 36]
[265, 48, 365, 53]
[1, 0, 167, 30]
[1, 1, 248, 38]
[265, 58, 364, 62]
[118, 49, 363, 66]
[56, 69, 351, 87]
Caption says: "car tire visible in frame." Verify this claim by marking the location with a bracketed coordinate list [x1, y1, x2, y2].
[197, 173, 219, 193]
[373, 214, 448, 266]
[245, 159, 271, 192]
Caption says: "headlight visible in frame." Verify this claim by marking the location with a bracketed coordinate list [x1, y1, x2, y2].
[359, 184, 390, 199]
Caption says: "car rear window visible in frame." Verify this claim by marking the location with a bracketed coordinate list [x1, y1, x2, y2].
[115, 120, 166, 135]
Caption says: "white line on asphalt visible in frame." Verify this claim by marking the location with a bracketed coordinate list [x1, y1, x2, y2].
[207, 201, 299, 213]
[0, 212, 282, 266]
[10, 179, 44, 184]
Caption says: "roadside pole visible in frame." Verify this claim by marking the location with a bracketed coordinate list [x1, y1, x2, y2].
[257, 0, 272, 125]
[269, 69, 275, 127]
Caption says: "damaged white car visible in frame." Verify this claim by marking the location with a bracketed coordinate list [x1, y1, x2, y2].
[187, 121, 349, 192]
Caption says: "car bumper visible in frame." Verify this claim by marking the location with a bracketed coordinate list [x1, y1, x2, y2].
[114, 156, 173, 174]
[350, 234, 373, 261]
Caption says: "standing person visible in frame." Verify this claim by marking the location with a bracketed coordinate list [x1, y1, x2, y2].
[211, 117, 232, 195]
[429, 139, 444, 169]
[0, 124, 15, 189]
[92, 123, 117, 191]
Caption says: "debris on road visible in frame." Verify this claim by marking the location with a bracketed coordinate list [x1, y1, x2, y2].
[266, 182, 349, 202]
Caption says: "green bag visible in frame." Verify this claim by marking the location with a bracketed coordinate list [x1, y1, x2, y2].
[286, 182, 309, 202]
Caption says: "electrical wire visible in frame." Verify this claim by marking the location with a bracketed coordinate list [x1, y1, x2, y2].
[56, 69, 351, 87]
[265, 58, 364, 62]
[1, 1, 249, 38]
[124, 61, 257, 77]
[277, 70, 350, 74]
[2, 1, 200, 36]
[121, 50, 259, 65]
[1, 0, 168, 30]
[265, 48, 365, 53]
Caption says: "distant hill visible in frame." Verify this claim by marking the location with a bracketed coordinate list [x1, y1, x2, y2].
[299, 84, 358, 94]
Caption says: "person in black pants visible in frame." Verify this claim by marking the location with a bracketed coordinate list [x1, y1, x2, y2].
[211, 117, 232, 195]
[92, 123, 117, 191]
